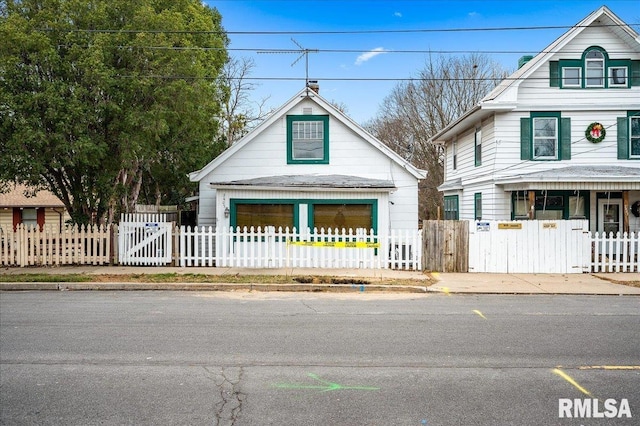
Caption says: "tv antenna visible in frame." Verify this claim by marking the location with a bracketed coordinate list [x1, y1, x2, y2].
[258, 38, 318, 92]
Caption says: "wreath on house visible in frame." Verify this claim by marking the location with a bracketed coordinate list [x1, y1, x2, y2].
[585, 122, 606, 143]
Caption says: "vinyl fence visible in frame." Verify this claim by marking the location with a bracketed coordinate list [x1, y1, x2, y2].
[592, 231, 639, 273]
[468, 220, 591, 273]
[179, 226, 422, 270]
[0, 224, 111, 267]
[117, 214, 173, 266]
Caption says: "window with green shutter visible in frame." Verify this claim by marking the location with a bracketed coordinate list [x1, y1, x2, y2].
[521, 113, 571, 161]
[549, 46, 639, 89]
[618, 111, 640, 160]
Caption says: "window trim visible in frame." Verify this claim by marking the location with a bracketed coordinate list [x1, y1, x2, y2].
[443, 195, 459, 220]
[562, 66, 582, 88]
[630, 111, 640, 159]
[521, 113, 570, 162]
[452, 139, 457, 170]
[554, 46, 634, 89]
[532, 114, 559, 160]
[608, 66, 628, 88]
[474, 193, 482, 221]
[286, 115, 329, 164]
[230, 199, 299, 231]
[474, 127, 482, 167]
[584, 49, 605, 88]
[308, 199, 378, 233]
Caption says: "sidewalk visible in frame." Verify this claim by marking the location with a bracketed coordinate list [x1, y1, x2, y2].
[1, 266, 639, 295]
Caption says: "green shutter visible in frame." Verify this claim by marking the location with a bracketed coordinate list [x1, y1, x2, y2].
[549, 61, 559, 87]
[520, 117, 531, 160]
[617, 117, 629, 159]
[631, 61, 640, 86]
[560, 117, 571, 160]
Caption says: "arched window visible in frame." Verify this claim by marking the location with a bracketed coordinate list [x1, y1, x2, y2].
[585, 50, 604, 87]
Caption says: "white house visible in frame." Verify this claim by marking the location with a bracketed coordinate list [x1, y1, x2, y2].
[189, 85, 426, 237]
[433, 6, 640, 235]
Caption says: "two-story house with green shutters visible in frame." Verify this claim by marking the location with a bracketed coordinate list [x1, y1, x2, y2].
[434, 6, 640, 235]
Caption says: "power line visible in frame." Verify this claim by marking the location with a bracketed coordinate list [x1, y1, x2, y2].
[57, 45, 637, 56]
[36, 22, 640, 35]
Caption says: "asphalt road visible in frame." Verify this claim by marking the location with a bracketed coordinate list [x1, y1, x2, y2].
[1, 291, 639, 425]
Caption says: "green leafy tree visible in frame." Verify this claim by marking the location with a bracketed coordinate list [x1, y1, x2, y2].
[0, 0, 228, 224]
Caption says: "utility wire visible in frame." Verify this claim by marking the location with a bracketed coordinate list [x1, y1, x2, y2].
[35, 22, 639, 35]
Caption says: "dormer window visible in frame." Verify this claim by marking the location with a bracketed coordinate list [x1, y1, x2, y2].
[550, 46, 638, 89]
[585, 50, 604, 87]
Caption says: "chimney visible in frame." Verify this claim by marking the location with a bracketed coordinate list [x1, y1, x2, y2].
[518, 55, 533, 69]
[308, 80, 319, 94]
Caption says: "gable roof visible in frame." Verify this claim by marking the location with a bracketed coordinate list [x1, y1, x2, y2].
[0, 184, 65, 208]
[431, 5, 640, 144]
[189, 87, 426, 182]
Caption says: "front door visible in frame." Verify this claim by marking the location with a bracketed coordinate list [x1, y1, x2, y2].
[597, 199, 622, 236]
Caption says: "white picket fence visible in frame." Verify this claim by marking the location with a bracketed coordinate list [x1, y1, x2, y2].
[0, 224, 110, 267]
[179, 226, 422, 270]
[117, 214, 173, 266]
[592, 231, 639, 273]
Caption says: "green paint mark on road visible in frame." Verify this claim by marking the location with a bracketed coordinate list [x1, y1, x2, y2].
[273, 373, 379, 392]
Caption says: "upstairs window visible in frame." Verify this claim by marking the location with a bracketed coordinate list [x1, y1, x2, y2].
[452, 139, 458, 170]
[287, 115, 329, 164]
[550, 46, 638, 89]
[562, 67, 581, 87]
[533, 117, 558, 159]
[585, 50, 604, 87]
[616, 111, 640, 160]
[609, 67, 627, 87]
[521, 112, 571, 161]
[474, 127, 482, 166]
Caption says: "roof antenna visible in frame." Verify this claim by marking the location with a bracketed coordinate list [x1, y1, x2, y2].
[290, 38, 318, 95]
[257, 39, 318, 95]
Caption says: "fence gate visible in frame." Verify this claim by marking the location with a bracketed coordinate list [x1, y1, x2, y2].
[118, 214, 172, 265]
[422, 220, 469, 272]
[468, 220, 590, 273]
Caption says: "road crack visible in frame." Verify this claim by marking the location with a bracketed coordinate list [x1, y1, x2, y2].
[204, 366, 246, 426]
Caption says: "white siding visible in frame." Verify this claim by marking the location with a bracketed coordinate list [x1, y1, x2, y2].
[197, 97, 420, 230]
[440, 16, 640, 226]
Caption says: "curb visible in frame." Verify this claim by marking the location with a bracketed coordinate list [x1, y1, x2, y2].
[0, 282, 429, 293]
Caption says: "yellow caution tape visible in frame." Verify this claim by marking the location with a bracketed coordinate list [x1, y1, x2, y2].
[287, 240, 380, 248]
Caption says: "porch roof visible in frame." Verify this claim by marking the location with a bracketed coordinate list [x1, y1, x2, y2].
[495, 166, 640, 191]
[209, 174, 397, 192]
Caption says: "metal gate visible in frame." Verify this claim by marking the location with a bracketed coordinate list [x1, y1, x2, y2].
[117, 214, 172, 265]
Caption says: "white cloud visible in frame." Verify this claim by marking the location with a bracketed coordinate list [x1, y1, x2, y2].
[394, 12, 402, 18]
[355, 47, 387, 65]
[468, 11, 479, 17]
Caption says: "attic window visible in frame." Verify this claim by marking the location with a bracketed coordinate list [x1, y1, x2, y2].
[287, 115, 329, 164]
[552, 46, 637, 89]
[303, 107, 313, 115]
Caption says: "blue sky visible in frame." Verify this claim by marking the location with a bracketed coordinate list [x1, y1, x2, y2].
[204, 0, 640, 124]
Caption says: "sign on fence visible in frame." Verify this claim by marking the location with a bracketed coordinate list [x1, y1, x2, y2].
[469, 220, 590, 274]
[117, 214, 173, 266]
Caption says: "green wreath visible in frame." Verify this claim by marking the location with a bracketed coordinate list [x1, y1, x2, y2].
[585, 122, 605, 143]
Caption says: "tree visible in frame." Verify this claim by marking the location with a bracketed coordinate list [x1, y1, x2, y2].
[218, 56, 273, 146]
[366, 53, 509, 220]
[0, 0, 229, 224]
